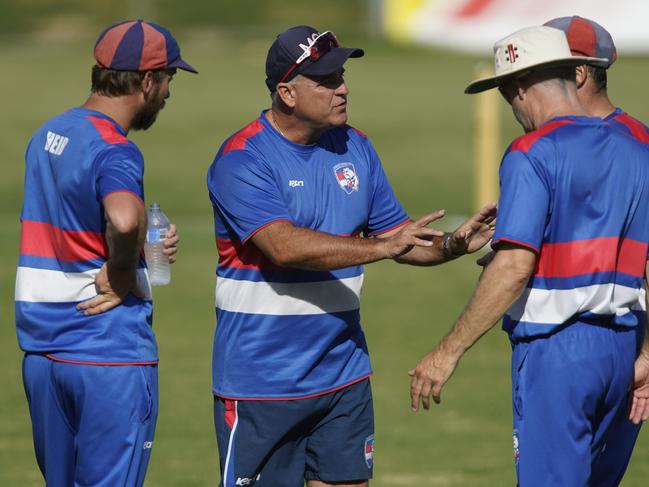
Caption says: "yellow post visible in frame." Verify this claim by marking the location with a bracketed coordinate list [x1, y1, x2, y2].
[473, 63, 501, 211]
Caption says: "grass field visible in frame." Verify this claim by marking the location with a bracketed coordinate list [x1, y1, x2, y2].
[1, 29, 649, 486]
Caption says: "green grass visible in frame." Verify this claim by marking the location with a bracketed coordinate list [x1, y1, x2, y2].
[2, 31, 649, 487]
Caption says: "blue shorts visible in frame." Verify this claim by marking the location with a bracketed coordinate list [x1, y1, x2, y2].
[214, 378, 374, 487]
[511, 323, 643, 486]
[22, 354, 158, 487]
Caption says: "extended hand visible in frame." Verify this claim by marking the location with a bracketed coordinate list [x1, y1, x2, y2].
[164, 223, 179, 264]
[384, 211, 446, 259]
[449, 203, 497, 255]
[408, 345, 460, 411]
[76, 262, 136, 316]
[629, 352, 649, 424]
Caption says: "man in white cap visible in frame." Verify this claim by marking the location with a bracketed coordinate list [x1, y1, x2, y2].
[409, 25, 649, 486]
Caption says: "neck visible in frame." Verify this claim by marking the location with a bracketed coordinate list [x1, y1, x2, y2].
[581, 90, 617, 119]
[82, 93, 140, 134]
[529, 87, 589, 130]
[267, 107, 327, 145]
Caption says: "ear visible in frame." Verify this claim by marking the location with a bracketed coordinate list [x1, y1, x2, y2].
[140, 71, 156, 99]
[514, 78, 527, 101]
[575, 65, 588, 89]
[275, 82, 297, 109]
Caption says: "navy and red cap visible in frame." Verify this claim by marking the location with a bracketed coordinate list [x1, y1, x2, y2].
[94, 19, 197, 73]
[544, 16, 617, 68]
[265, 25, 363, 92]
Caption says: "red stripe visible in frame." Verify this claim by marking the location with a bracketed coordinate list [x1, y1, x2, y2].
[214, 375, 371, 402]
[613, 113, 649, 144]
[454, 0, 495, 18]
[217, 237, 285, 271]
[87, 116, 128, 145]
[222, 119, 264, 155]
[94, 21, 136, 68]
[566, 17, 598, 58]
[509, 120, 574, 153]
[349, 126, 367, 138]
[139, 22, 167, 71]
[46, 355, 158, 366]
[20, 220, 107, 262]
[224, 399, 236, 429]
[535, 237, 647, 278]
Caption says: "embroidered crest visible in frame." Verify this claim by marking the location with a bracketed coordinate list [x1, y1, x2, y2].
[333, 162, 359, 194]
[364, 434, 375, 468]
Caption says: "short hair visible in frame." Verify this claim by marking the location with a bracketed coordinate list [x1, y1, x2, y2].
[90, 66, 169, 96]
[587, 65, 608, 92]
[519, 65, 576, 92]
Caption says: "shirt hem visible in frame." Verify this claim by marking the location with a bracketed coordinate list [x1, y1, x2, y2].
[212, 373, 372, 401]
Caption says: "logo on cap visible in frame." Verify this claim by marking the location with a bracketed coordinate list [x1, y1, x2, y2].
[506, 44, 519, 63]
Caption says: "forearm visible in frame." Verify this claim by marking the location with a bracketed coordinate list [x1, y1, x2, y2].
[642, 285, 649, 359]
[439, 249, 534, 357]
[259, 224, 388, 271]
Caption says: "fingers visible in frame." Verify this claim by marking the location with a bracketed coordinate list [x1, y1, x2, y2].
[410, 373, 423, 412]
[76, 294, 122, 316]
[414, 210, 446, 228]
[163, 224, 179, 263]
[630, 395, 649, 424]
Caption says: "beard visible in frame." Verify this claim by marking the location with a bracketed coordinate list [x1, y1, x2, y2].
[131, 89, 166, 131]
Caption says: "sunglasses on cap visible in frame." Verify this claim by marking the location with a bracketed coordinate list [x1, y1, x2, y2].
[279, 31, 339, 83]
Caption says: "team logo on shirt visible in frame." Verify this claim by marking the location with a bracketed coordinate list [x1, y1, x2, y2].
[333, 162, 359, 194]
[364, 434, 375, 468]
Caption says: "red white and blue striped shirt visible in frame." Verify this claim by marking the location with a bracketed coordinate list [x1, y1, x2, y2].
[16, 107, 155, 364]
[493, 116, 649, 340]
[207, 112, 409, 399]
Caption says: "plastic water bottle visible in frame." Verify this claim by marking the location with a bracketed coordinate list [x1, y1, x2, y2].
[144, 203, 171, 286]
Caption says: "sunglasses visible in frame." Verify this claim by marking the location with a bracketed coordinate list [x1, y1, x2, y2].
[279, 31, 339, 84]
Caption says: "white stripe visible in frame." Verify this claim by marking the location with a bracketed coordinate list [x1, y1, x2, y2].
[223, 400, 238, 487]
[508, 284, 646, 324]
[216, 275, 363, 315]
[15, 266, 152, 302]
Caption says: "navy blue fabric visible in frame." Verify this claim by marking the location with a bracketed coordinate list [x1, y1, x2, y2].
[111, 23, 144, 71]
[214, 379, 374, 486]
[22, 355, 158, 486]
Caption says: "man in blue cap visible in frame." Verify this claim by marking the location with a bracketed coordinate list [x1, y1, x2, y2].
[207, 25, 496, 487]
[544, 15, 649, 140]
[17, 20, 195, 486]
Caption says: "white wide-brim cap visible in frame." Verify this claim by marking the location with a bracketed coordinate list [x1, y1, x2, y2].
[465, 26, 608, 94]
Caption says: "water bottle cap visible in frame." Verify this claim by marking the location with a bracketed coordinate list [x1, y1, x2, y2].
[149, 203, 160, 210]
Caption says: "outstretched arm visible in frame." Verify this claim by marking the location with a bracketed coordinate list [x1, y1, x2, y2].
[409, 244, 536, 411]
[392, 203, 497, 266]
[629, 261, 649, 424]
[251, 212, 445, 271]
[77, 192, 146, 315]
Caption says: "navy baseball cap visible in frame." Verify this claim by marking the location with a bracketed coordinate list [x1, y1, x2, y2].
[94, 19, 197, 73]
[544, 16, 617, 68]
[265, 25, 363, 91]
